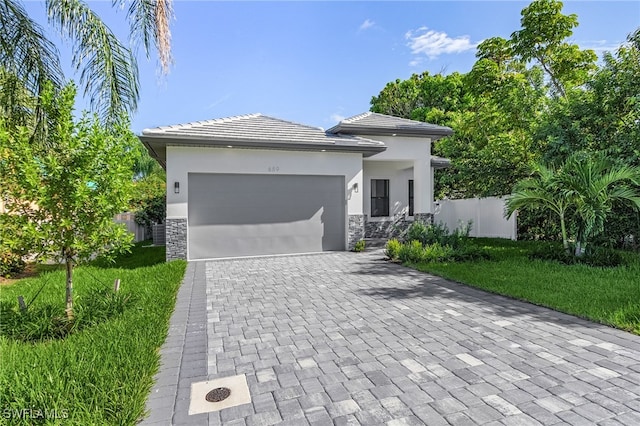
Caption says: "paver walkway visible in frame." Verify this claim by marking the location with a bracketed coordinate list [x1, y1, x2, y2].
[142, 251, 640, 425]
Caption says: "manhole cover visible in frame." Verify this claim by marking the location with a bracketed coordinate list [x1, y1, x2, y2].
[205, 387, 231, 403]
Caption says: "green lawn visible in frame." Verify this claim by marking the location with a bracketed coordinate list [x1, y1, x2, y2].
[409, 238, 640, 335]
[0, 243, 186, 425]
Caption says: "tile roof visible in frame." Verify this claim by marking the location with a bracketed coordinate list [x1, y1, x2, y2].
[142, 113, 384, 148]
[140, 114, 387, 167]
[327, 112, 453, 137]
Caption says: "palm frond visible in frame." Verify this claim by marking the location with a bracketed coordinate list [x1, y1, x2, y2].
[0, 0, 64, 141]
[118, 0, 173, 74]
[47, 0, 139, 123]
[0, 0, 63, 96]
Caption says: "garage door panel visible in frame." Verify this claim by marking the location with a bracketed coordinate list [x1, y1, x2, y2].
[188, 173, 345, 259]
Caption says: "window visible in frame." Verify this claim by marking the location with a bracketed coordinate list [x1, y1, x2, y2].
[371, 179, 389, 217]
[408, 180, 414, 216]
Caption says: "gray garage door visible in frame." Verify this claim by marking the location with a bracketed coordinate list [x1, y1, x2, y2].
[188, 173, 345, 259]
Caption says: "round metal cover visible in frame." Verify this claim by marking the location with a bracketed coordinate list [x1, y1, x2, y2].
[205, 387, 231, 403]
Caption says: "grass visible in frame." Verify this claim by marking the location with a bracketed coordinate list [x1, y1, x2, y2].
[0, 242, 186, 425]
[409, 238, 640, 335]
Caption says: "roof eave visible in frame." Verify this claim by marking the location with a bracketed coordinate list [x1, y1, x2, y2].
[140, 137, 166, 169]
[138, 134, 387, 165]
[327, 124, 453, 138]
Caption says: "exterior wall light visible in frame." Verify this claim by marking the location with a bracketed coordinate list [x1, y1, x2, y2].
[353, 182, 359, 193]
[174, 181, 180, 194]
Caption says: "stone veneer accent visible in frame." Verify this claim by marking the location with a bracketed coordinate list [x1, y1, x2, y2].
[364, 213, 434, 239]
[414, 213, 434, 224]
[348, 214, 365, 250]
[166, 218, 187, 261]
[364, 214, 412, 239]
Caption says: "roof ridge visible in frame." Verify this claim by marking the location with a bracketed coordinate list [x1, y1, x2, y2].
[369, 112, 426, 124]
[341, 111, 372, 124]
[257, 114, 326, 132]
[145, 113, 262, 133]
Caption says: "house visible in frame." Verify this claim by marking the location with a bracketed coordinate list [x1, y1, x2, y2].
[140, 112, 453, 260]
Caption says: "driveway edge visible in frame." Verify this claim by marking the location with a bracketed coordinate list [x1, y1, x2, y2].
[140, 261, 209, 425]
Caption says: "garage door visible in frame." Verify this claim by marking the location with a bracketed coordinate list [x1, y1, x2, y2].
[188, 173, 345, 259]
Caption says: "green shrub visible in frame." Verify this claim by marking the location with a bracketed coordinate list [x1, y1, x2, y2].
[404, 220, 472, 249]
[405, 220, 432, 244]
[399, 240, 425, 263]
[385, 238, 402, 260]
[0, 250, 26, 278]
[422, 242, 454, 262]
[447, 221, 473, 249]
[353, 240, 366, 252]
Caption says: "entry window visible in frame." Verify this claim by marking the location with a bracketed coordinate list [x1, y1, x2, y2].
[371, 179, 389, 217]
[408, 180, 414, 216]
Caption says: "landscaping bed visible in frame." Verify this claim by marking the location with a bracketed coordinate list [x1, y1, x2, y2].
[0, 243, 186, 425]
[408, 238, 640, 335]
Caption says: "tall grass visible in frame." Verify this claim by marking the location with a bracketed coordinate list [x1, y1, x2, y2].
[0, 244, 186, 425]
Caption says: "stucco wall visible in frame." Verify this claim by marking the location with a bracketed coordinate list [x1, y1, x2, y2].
[166, 146, 363, 219]
[363, 134, 434, 216]
[360, 134, 432, 161]
[362, 161, 414, 220]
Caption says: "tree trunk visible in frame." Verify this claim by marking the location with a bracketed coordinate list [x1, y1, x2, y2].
[560, 214, 570, 254]
[65, 257, 74, 320]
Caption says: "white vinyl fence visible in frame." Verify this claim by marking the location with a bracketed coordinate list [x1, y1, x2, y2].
[433, 196, 517, 240]
[114, 212, 148, 242]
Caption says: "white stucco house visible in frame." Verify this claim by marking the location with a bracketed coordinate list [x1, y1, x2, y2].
[140, 112, 453, 260]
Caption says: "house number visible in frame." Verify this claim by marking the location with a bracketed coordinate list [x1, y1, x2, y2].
[268, 166, 280, 172]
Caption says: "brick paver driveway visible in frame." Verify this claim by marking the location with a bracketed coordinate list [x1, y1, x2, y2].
[143, 252, 640, 425]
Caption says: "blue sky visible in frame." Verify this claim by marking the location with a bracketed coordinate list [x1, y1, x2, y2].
[24, 1, 640, 132]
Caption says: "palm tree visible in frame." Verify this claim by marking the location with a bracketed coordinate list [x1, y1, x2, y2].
[0, 0, 173, 132]
[559, 153, 640, 255]
[507, 154, 640, 256]
[506, 162, 572, 253]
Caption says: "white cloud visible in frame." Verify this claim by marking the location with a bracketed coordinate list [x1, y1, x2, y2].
[405, 27, 476, 60]
[359, 19, 375, 31]
[579, 39, 623, 53]
[330, 113, 345, 123]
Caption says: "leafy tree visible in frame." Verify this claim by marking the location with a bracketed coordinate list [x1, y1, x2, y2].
[370, 71, 537, 198]
[0, 0, 173, 135]
[511, 0, 597, 97]
[532, 28, 640, 246]
[538, 28, 640, 165]
[370, 71, 472, 124]
[0, 83, 136, 319]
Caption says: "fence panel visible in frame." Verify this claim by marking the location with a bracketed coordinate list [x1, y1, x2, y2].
[434, 196, 517, 240]
[114, 212, 148, 242]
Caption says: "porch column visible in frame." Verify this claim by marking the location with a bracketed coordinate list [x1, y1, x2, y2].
[413, 158, 433, 223]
